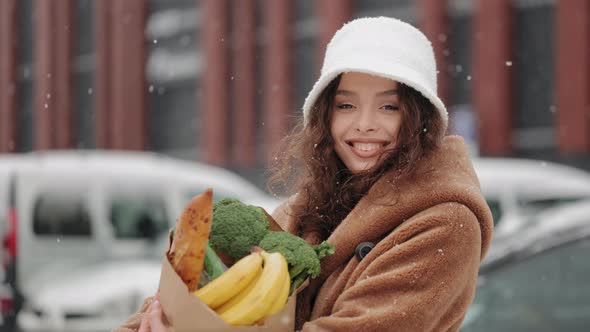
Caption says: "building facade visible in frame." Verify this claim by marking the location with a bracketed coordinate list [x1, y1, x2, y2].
[1, 0, 589, 186]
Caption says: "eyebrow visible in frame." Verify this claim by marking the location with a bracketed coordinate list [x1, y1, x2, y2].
[335, 90, 355, 97]
[377, 89, 399, 97]
[335, 89, 398, 97]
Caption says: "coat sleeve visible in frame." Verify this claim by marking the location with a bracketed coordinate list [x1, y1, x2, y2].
[301, 203, 483, 332]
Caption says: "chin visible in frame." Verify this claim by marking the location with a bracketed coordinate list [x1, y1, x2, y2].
[347, 161, 378, 173]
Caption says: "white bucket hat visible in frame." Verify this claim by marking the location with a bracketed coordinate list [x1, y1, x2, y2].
[302, 16, 448, 131]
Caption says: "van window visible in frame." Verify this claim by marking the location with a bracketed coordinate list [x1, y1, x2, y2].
[110, 193, 169, 239]
[33, 193, 91, 236]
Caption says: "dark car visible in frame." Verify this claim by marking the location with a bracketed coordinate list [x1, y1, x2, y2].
[460, 200, 590, 332]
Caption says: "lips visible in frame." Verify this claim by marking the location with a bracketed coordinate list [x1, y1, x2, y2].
[345, 139, 389, 158]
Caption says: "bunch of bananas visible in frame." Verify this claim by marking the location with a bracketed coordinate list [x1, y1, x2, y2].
[193, 249, 291, 326]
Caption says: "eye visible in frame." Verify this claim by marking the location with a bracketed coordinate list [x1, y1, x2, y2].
[381, 104, 400, 111]
[335, 103, 354, 110]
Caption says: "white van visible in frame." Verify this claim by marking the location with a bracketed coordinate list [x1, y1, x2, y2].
[0, 150, 280, 329]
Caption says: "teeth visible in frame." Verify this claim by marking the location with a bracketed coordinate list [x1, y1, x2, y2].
[352, 143, 383, 151]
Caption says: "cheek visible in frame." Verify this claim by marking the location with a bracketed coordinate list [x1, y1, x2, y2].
[386, 117, 403, 143]
[329, 114, 344, 139]
[392, 122, 402, 136]
[329, 119, 345, 153]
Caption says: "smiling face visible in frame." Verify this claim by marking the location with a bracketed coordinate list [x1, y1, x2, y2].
[330, 72, 403, 173]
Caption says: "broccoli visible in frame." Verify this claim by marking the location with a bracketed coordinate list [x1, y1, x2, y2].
[209, 198, 270, 260]
[213, 197, 242, 211]
[259, 231, 335, 294]
[313, 240, 336, 260]
[210, 198, 336, 294]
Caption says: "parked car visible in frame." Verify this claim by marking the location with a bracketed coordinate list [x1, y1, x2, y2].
[460, 199, 590, 332]
[0, 150, 280, 332]
[472, 157, 590, 238]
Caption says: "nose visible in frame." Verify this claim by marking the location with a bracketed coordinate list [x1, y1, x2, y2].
[355, 108, 376, 133]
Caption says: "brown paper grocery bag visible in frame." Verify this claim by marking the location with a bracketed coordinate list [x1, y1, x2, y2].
[158, 254, 297, 332]
[158, 203, 302, 331]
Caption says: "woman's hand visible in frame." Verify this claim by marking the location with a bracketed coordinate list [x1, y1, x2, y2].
[138, 293, 172, 332]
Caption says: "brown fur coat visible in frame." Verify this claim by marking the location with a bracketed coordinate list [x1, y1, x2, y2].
[272, 135, 493, 331]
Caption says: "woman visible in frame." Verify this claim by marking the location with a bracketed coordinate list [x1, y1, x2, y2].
[117, 16, 493, 332]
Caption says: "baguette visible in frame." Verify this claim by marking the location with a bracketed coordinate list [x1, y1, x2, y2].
[168, 188, 213, 292]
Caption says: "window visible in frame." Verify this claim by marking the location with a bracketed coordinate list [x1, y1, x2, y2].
[33, 192, 91, 236]
[109, 193, 169, 239]
[513, 3, 555, 154]
[462, 238, 590, 332]
[74, 0, 96, 149]
[146, 1, 198, 156]
[16, 0, 34, 152]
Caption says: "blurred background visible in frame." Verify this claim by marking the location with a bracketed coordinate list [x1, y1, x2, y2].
[1, 0, 590, 331]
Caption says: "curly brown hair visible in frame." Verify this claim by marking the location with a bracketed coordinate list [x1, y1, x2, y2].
[269, 74, 445, 239]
